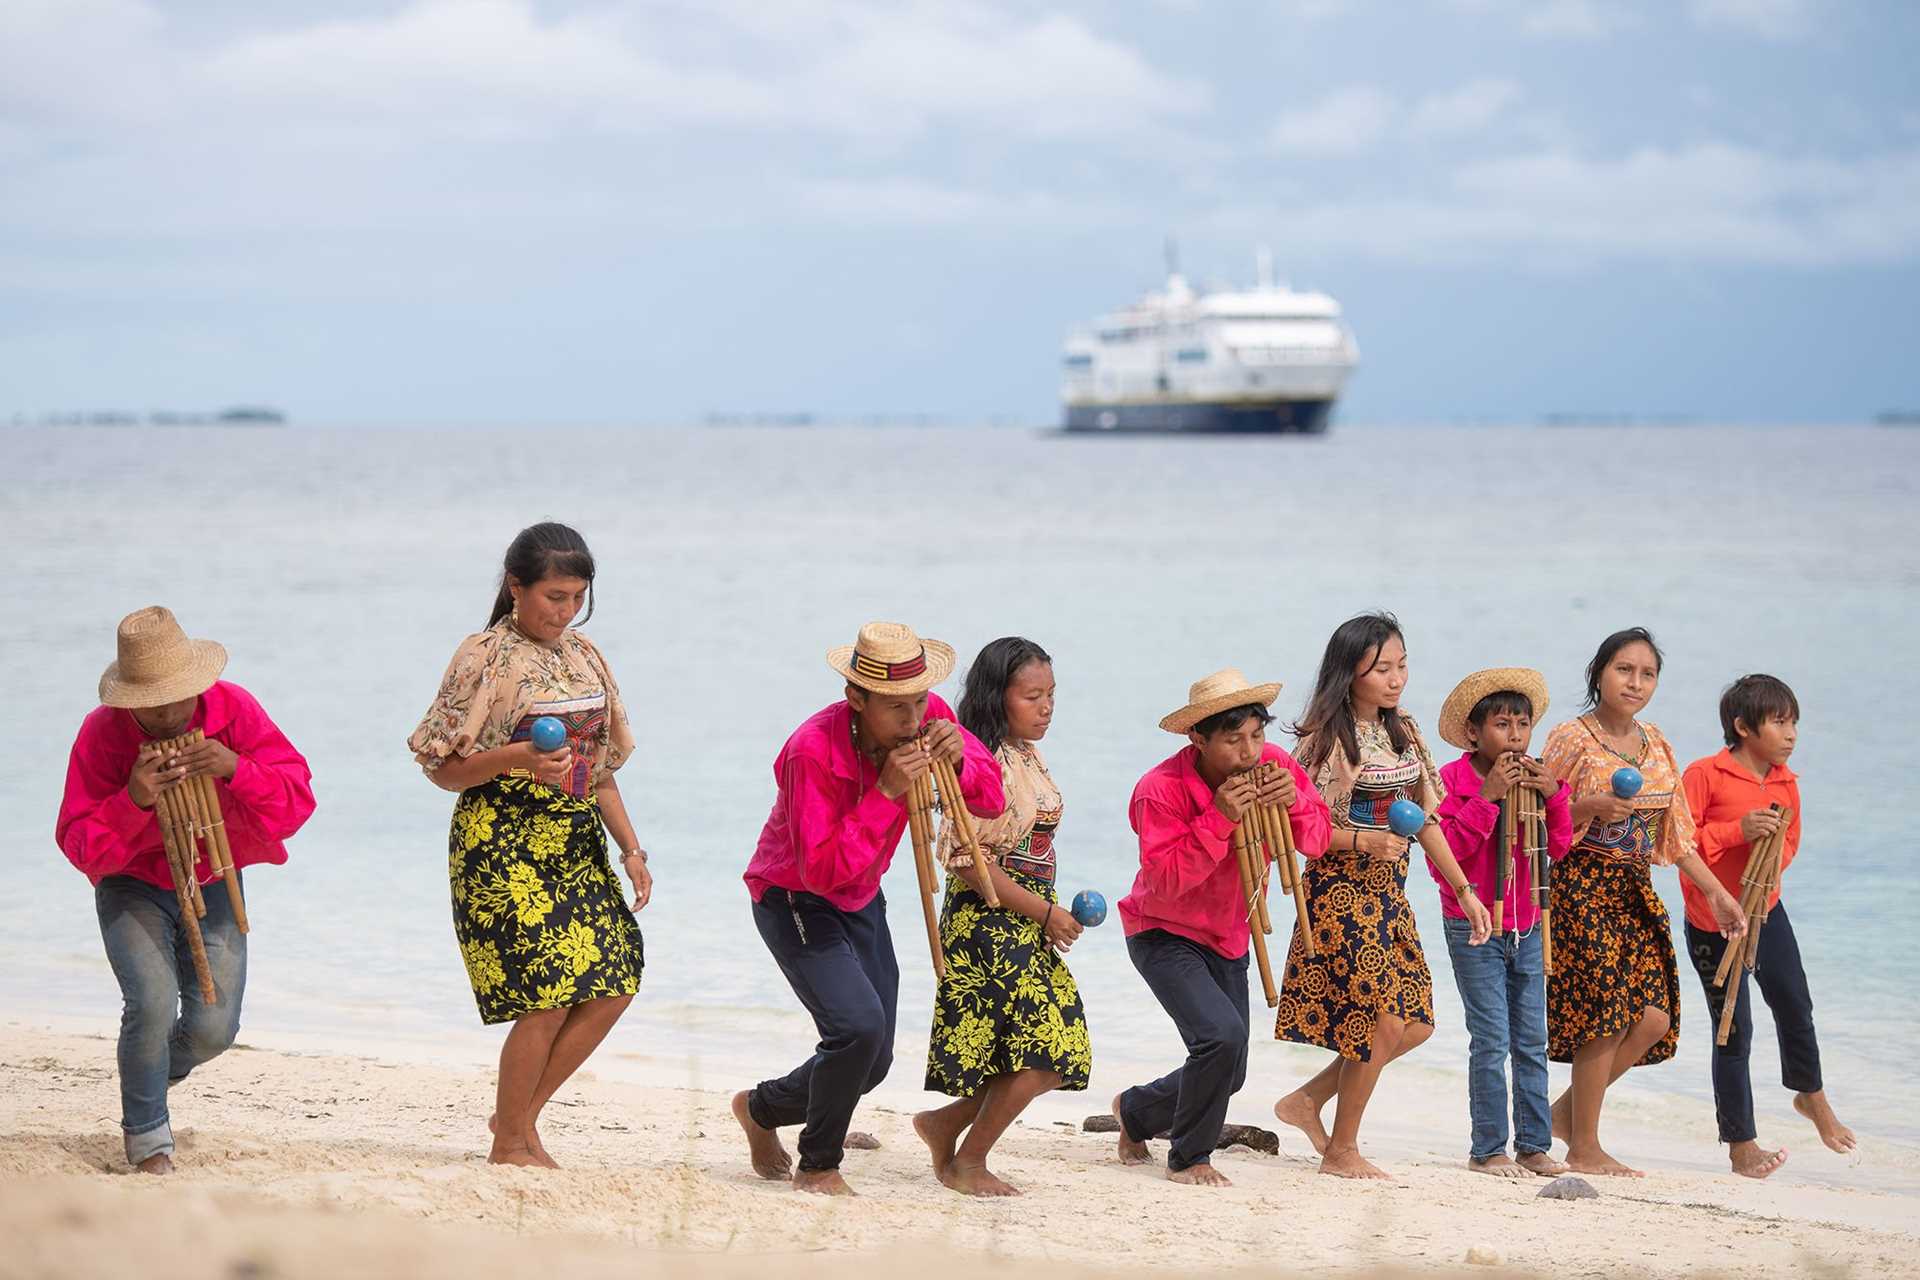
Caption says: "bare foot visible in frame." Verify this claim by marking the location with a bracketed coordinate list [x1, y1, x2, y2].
[1564, 1143, 1644, 1177]
[1729, 1140, 1789, 1180]
[490, 1112, 559, 1169]
[1550, 1089, 1572, 1143]
[1320, 1145, 1391, 1180]
[1111, 1095, 1151, 1166]
[732, 1090, 793, 1181]
[793, 1168, 855, 1196]
[135, 1152, 173, 1176]
[1468, 1154, 1530, 1179]
[913, 1108, 964, 1180]
[1517, 1151, 1569, 1177]
[1274, 1090, 1331, 1155]
[487, 1140, 543, 1167]
[1167, 1162, 1232, 1186]
[941, 1156, 1020, 1196]
[1795, 1091, 1857, 1153]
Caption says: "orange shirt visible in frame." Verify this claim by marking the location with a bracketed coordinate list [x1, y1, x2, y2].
[1679, 748, 1801, 933]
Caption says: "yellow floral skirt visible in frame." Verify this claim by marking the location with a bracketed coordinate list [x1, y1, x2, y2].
[448, 777, 643, 1025]
[925, 868, 1091, 1098]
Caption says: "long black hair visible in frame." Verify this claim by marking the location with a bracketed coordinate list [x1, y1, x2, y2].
[1581, 626, 1663, 710]
[957, 636, 1053, 753]
[487, 522, 597, 628]
[1292, 611, 1411, 775]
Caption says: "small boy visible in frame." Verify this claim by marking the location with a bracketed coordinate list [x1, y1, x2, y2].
[1681, 673, 1854, 1179]
[1113, 669, 1330, 1187]
[55, 606, 315, 1173]
[1434, 668, 1572, 1178]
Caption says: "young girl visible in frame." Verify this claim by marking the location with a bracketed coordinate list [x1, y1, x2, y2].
[1542, 627, 1746, 1177]
[1272, 613, 1491, 1179]
[1433, 668, 1572, 1178]
[914, 637, 1092, 1196]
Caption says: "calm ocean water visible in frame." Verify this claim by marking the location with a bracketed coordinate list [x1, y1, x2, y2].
[4, 423, 1916, 1146]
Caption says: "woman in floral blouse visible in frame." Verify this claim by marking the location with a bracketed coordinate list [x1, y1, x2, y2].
[408, 522, 652, 1167]
[913, 637, 1091, 1196]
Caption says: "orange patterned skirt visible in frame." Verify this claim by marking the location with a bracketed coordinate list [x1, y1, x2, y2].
[1546, 851, 1679, 1065]
[1274, 850, 1433, 1063]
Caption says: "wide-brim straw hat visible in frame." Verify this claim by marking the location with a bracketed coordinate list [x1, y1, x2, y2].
[98, 605, 228, 708]
[1159, 667, 1283, 734]
[1437, 667, 1550, 749]
[826, 621, 956, 696]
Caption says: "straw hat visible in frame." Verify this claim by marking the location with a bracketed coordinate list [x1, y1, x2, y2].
[98, 606, 228, 708]
[1159, 668, 1283, 735]
[827, 621, 956, 696]
[1437, 667, 1550, 749]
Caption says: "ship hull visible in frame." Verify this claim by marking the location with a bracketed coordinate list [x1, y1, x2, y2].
[1062, 398, 1333, 434]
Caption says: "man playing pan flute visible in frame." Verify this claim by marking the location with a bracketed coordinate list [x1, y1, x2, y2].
[55, 606, 315, 1174]
[733, 621, 1002, 1195]
[1112, 669, 1330, 1187]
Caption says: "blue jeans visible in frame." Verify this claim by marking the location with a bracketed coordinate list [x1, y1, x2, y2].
[95, 873, 248, 1166]
[1443, 916, 1550, 1160]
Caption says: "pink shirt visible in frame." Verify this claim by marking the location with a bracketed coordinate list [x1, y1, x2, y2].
[743, 695, 1004, 913]
[1118, 743, 1331, 960]
[1432, 752, 1572, 930]
[56, 681, 316, 890]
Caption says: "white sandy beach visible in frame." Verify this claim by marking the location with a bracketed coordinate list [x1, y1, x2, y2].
[4, 1023, 1916, 1279]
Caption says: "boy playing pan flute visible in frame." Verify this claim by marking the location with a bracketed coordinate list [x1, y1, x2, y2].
[54, 606, 315, 1174]
[1112, 669, 1330, 1187]
[1433, 668, 1572, 1178]
[1680, 674, 1854, 1179]
[733, 621, 1002, 1196]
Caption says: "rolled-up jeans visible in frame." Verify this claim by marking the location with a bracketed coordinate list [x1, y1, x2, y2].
[1443, 916, 1551, 1160]
[95, 873, 247, 1166]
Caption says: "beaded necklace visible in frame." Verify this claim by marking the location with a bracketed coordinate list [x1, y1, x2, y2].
[1579, 712, 1647, 766]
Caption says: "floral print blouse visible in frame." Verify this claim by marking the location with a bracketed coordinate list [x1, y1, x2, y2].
[939, 739, 1062, 881]
[1542, 715, 1695, 868]
[408, 620, 635, 794]
[1308, 714, 1446, 833]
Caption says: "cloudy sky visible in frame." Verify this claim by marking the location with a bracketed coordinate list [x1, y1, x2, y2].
[3, 0, 1915, 424]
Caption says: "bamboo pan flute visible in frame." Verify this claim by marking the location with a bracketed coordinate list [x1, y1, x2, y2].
[1495, 769, 1551, 967]
[148, 729, 250, 1002]
[1233, 763, 1317, 1010]
[903, 742, 1001, 981]
[1713, 803, 1793, 1047]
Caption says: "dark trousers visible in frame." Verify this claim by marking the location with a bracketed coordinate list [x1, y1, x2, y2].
[1117, 928, 1250, 1172]
[746, 888, 899, 1172]
[1684, 901, 1823, 1144]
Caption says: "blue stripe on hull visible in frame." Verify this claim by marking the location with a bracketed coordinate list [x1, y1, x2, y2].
[1062, 400, 1334, 434]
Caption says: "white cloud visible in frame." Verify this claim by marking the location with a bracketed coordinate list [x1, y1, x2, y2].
[1409, 78, 1523, 136]
[1442, 0, 1638, 39]
[1219, 143, 1920, 266]
[1687, 0, 1810, 39]
[1268, 85, 1396, 155]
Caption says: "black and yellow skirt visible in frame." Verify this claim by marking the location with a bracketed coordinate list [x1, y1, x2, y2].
[1274, 849, 1434, 1063]
[925, 869, 1092, 1097]
[1546, 851, 1678, 1065]
[447, 776, 644, 1025]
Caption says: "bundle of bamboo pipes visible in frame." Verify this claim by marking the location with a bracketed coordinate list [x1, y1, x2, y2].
[1495, 768, 1551, 969]
[1713, 803, 1793, 1046]
[147, 729, 249, 1003]
[904, 741, 998, 980]
[1230, 763, 1316, 1009]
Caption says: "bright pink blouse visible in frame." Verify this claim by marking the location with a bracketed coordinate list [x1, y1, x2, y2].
[743, 694, 1003, 913]
[56, 681, 316, 890]
[1118, 742, 1331, 960]
[1432, 752, 1572, 930]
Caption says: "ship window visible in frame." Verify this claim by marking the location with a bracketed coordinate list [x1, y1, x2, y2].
[1063, 354, 1094, 369]
[1175, 348, 1207, 363]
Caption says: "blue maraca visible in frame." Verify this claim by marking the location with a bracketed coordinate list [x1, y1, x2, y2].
[1611, 766, 1643, 799]
[530, 716, 567, 753]
[1070, 889, 1107, 928]
[1386, 798, 1426, 837]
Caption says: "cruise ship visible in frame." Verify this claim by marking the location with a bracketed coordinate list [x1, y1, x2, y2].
[1060, 251, 1358, 434]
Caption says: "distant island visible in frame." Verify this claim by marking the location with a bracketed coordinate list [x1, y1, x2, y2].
[12, 405, 287, 426]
